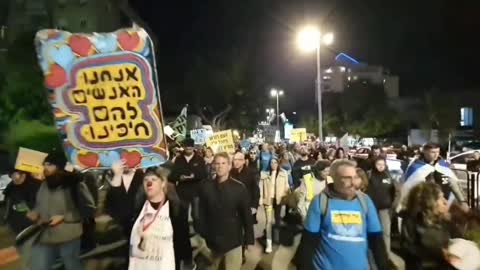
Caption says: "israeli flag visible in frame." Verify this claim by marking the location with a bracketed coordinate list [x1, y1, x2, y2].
[398, 158, 458, 210]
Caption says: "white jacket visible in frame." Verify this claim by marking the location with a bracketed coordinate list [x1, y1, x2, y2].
[260, 169, 290, 205]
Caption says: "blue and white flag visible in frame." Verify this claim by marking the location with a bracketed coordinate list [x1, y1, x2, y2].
[399, 158, 458, 210]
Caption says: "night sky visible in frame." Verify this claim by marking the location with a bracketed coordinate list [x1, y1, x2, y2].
[129, 0, 480, 114]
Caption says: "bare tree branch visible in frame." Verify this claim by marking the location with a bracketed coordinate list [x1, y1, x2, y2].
[196, 106, 211, 124]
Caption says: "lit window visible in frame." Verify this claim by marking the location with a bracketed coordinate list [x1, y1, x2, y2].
[323, 75, 330, 80]
[325, 68, 332, 73]
[340, 66, 346, 72]
[347, 76, 351, 81]
[460, 107, 473, 127]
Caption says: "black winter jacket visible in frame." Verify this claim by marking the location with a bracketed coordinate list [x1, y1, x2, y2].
[401, 216, 460, 270]
[230, 167, 260, 209]
[195, 177, 255, 254]
[366, 171, 397, 210]
[105, 170, 144, 237]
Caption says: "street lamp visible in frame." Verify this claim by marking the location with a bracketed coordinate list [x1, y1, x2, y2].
[297, 25, 334, 141]
[270, 88, 284, 133]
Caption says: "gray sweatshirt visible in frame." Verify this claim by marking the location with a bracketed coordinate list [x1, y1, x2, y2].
[34, 181, 95, 244]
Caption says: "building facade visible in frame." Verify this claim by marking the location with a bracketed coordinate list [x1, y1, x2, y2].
[321, 53, 400, 98]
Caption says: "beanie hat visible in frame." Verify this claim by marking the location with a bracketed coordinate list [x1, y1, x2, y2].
[182, 138, 195, 148]
[44, 152, 67, 170]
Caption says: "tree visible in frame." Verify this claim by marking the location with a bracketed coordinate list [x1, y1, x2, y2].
[421, 88, 459, 140]
[0, 32, 53, 145]
[5, 120, 62, 160]
[187, 50, 262, 131]
[322, 81, 405, 137]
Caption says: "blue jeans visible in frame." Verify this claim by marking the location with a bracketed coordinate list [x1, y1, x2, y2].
[31, 239, 83, 270]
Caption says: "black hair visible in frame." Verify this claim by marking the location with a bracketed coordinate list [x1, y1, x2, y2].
[335, 147, 346, 159]
[423, 142, 441, 151]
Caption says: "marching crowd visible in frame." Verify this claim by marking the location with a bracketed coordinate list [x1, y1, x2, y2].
[3, 139, 480, 270]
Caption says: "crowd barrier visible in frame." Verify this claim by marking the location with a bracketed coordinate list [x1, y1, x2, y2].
[452, 168, 479, 209]
[467, 172, 479, 209]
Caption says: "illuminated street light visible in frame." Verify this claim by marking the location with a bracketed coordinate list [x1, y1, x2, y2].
[270, 88, 284, 97]
[297, 26, 320, 52]
[322, 32, 334, 45]
[296, 25, 334, 141]
[270, 88, 284, 134]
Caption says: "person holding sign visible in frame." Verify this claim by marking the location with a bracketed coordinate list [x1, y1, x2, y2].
[106, 160, 145, 239]
[128, 166, 192, 270]
[29, 152, 95, 270]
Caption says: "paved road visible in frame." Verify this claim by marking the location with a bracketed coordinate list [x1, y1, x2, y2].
[0, 202, 404, 270]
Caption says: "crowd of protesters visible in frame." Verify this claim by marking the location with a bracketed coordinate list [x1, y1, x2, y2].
[3, 139, 480, 270]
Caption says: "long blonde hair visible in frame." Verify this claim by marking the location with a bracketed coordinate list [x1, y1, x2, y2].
[355, 168, 369, 192]
[405, 182, 445, 226]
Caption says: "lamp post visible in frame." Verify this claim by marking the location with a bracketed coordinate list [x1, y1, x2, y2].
[270, 89, 283, 133]
[297, 26, 333, 142]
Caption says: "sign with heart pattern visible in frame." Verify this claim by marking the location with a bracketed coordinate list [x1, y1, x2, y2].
[34, 27, 168, 170]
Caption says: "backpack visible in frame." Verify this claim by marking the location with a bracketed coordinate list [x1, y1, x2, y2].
[319, 190, 369, 219]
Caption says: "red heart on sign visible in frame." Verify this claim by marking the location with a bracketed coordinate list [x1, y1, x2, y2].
[78, 152, 99, 168]
[69, 35, 93, 56]
[118, 32, 140, 51]
[121, 151, 142, 168]
[45, 64, 67, 89]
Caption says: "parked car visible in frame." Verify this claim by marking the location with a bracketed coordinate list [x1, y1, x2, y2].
[447, 150, 480, 196]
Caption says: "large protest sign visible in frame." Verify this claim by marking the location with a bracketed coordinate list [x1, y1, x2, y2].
[262, 125, 276, 143]
[15, 148, 48, 174]
[35, 28, 168, 169]
[190, 129, 213, 145]
[206, 130, 235, 154]
[290, 128, 307, 143]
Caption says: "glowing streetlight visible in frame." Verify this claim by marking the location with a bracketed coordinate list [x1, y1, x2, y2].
[270, 89, 284, 97]
[270, 88, 284, 133]
[296, 25, 334, 141]
[297, 26, 320, 52]
[322, 32, 334, 45]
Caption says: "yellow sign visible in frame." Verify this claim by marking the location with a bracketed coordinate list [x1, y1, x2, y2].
[331, 211, 362, 225]
[71, 63, 155, 144]
[290, 128, 307, 143]
[15, 147, 48, 174]
[206, 130, 236, 154]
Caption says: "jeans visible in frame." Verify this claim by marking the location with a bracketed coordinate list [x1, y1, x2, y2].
[378, 209, 391, 257]
[17, 234, 35, 270]
[31, 239, 83, 270]
[265, 203, 283, 241]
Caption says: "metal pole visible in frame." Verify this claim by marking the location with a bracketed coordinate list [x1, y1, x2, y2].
[316, 40, 323, 141]
[276, 94, 280, 132]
